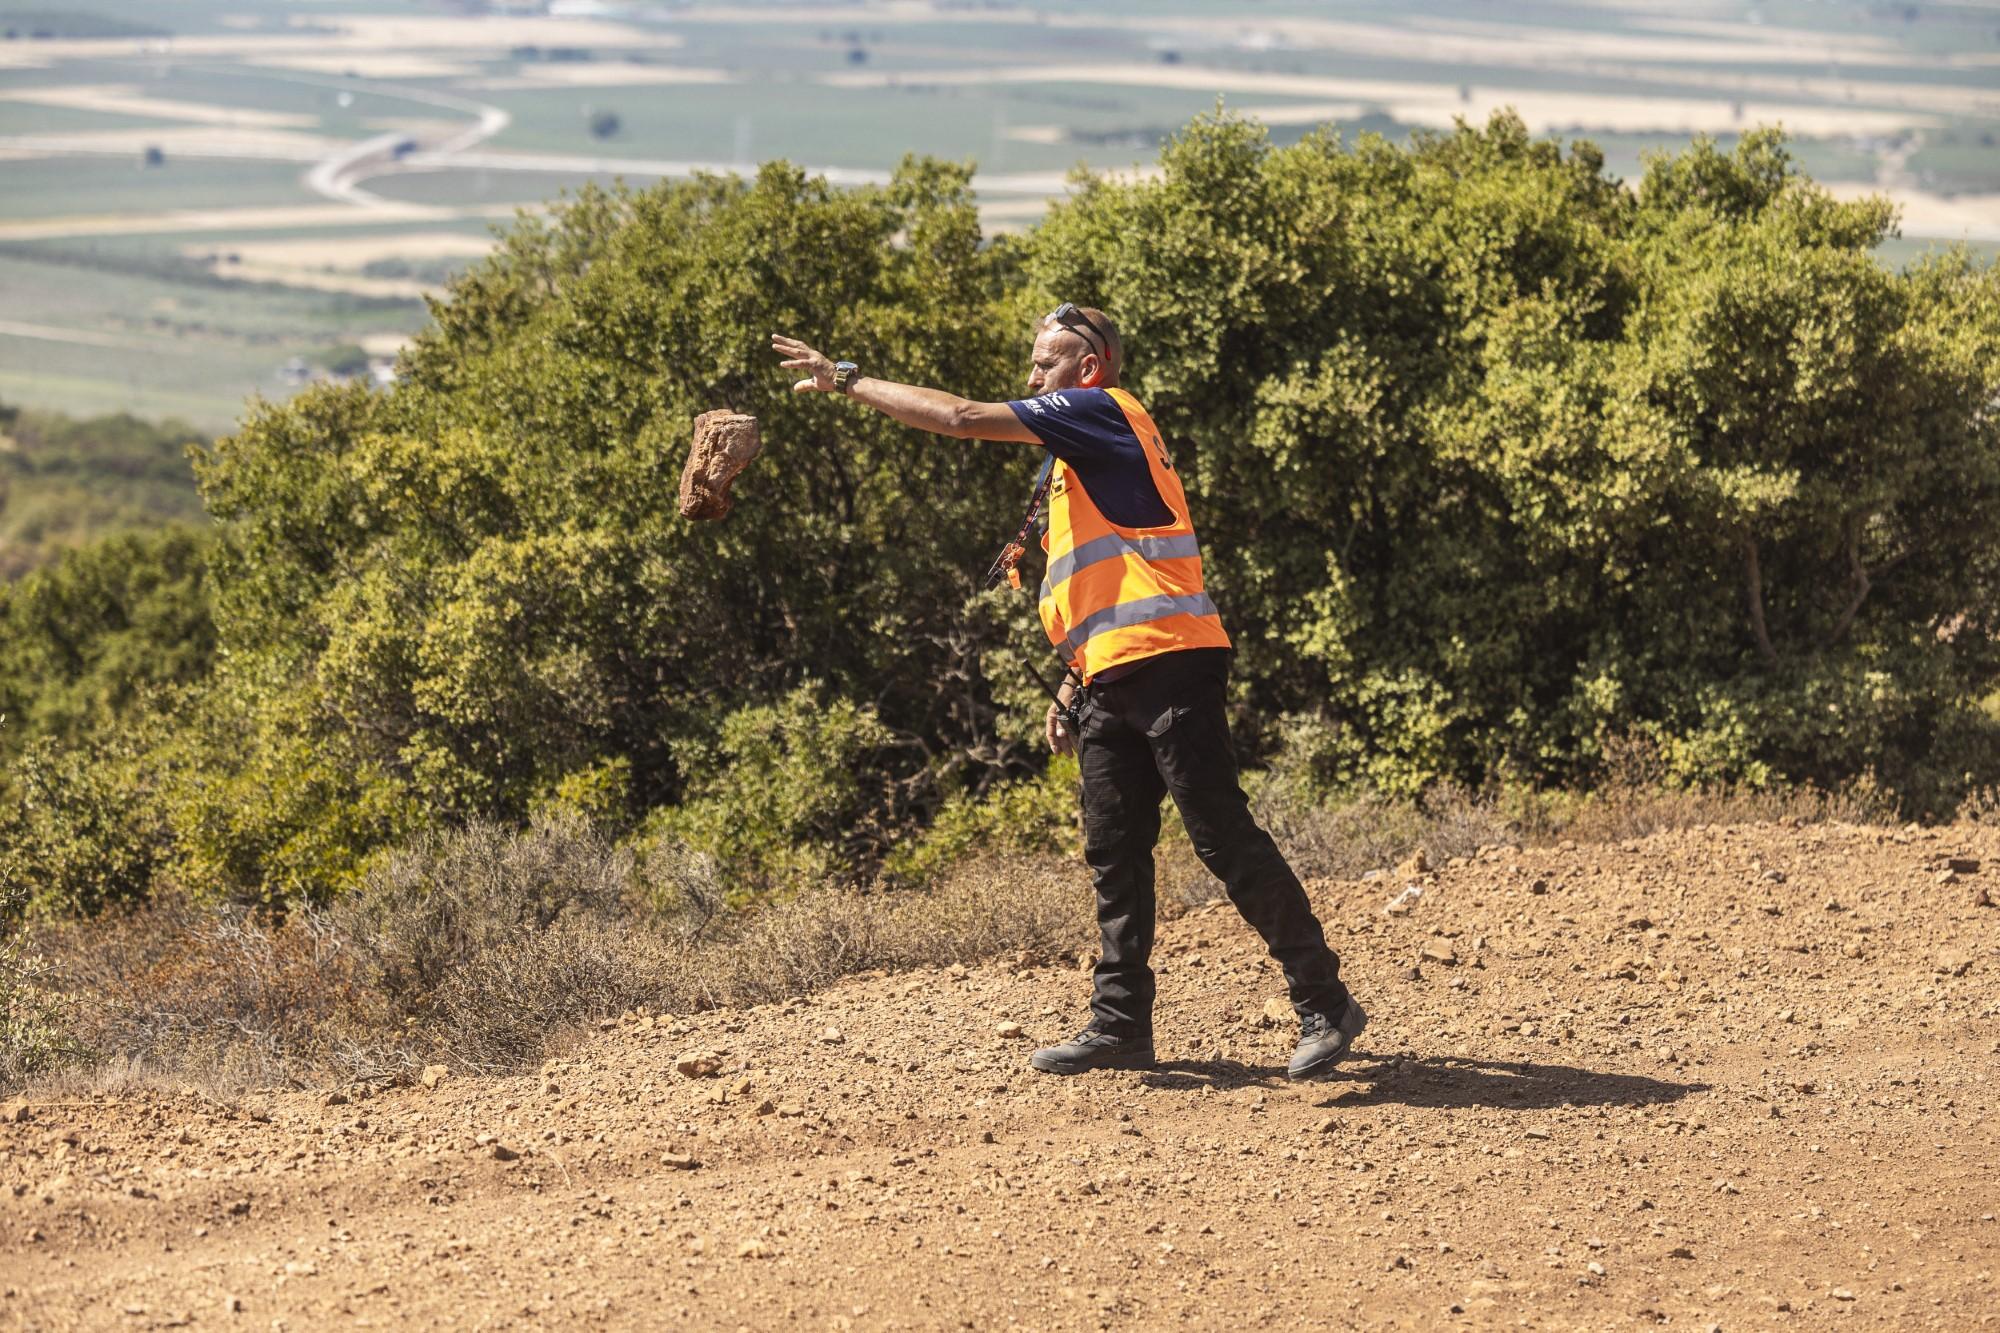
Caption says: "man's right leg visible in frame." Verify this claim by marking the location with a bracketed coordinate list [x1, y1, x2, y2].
[1077, 693, 1168, 1037]
[1031, 693, 1167, 1074]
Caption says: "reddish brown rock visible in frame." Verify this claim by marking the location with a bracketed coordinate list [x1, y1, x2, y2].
[679, 411, 763, 520]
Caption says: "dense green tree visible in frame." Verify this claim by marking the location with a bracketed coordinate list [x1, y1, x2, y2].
[0, 526, 214, 771]
[1026, 114, 2000, 804]
[185, 160, 1038, 894]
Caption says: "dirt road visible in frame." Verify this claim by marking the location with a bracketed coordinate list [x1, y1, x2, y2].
[5, 820, 1998, 1329]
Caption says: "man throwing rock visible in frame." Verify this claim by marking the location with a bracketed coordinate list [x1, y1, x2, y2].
[772, 307, 1365, 1079]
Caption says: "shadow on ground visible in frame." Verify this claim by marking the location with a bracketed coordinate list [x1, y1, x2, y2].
[1141, 1053, 1705, 1110]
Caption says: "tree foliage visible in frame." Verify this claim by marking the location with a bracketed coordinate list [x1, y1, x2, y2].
[1026, 116, 2000, 804]
[0, 526, 214, 771]
[8, 113, 2000, 912]
[181, 160, 1036, 896]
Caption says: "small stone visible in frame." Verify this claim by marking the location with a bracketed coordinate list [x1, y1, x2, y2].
[753, 1099, 777, 1117]
[1840, 939, 1864, 959]
[322, 1090, 348, 1107]
[996, 1021, 1024, 1038]
[1948, 857, 1980, 874]
[660, 1151, 699, 1170]
[1777, 1008, 1795, 1023]
[729, 1076, 754, 1099]
[0, 1099, 28, 1124]
[1261, 997, 1292, 1027]
[226, 1199, 251, 1217]
[817, 1027, 845, 1045]
[1399, 849, 1430, 877]
[1419, 939, 1457, 965]
[675, 1050, 724, 1077]
[1937, 868, 1960, 885]
[1762, 869, 1786, 883]
[490, 1143, 519, 1162]
[1312, 1117, 1338, 1134]
[420, 1065, 449, 1090]
[1529, 877, 1548, 895]
[946, 963, 968, 979]
[223, 1295, 243, 1314]
[1938, 952, 1973, 977]
[1587, 1261, 1605, 1276]
[1524, 1126, 1551, 1141]
[1667, 1246, 1695, 1259]
[1832, 1287, 1856, 1301]
[777, 1102, 805, 1118]
[736, 1238, 771, 1259]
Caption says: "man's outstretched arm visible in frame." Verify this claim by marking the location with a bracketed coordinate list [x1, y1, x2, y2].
[772, 333, 1040, 444]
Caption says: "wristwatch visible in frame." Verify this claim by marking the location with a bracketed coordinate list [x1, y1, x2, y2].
[832, 360, 860, 394]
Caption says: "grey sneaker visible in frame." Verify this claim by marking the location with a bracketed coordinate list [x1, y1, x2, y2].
[1029, 1026, 1156, 1075]
[1287, 996, 1368, 1080]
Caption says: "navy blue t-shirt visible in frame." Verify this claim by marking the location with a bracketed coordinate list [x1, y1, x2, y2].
[1006, 388, 1174, 529]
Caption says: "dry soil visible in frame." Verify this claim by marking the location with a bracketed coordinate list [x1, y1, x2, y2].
[4, 820, 1998, 1330]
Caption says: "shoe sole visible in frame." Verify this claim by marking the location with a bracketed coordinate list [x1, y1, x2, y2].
[1287, 1000, 1369, 1081]
[1029, 1047, 1156, 1075]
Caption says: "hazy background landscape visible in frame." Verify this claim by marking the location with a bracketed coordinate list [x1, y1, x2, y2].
[1, 0, 1997, 432]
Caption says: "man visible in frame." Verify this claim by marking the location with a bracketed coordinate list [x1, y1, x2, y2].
[771, 307, 1366, 1079]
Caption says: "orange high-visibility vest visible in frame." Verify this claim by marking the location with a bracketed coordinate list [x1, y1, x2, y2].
[1038, 388, 1230, 682]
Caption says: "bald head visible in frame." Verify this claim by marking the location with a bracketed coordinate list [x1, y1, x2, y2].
[1027, 306, 1124, 396]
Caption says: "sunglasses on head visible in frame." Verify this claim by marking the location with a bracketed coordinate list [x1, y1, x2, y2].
[1046, 302, 1111, 359]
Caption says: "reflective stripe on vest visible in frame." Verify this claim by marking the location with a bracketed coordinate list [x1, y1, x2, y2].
[1041, 532, 1203, 596]
[1059, 592, 1219, 656]
[1036, 388, 1230, 681]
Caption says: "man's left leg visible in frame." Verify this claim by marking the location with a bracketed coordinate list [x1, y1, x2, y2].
[1137, 653, 1366, 1075]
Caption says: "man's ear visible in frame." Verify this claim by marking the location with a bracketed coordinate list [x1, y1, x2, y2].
[1080, 353, 1103, 387]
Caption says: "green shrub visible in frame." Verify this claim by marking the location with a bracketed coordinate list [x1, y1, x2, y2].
[882, 753, 1080, 886]
[0, 525, 214, 772]
[0, 730, 170, 918]
[0, 875, 69, 1087]
[639, 685, 901, 900]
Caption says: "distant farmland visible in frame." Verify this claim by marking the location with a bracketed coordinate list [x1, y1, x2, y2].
[2, 0, 1997, 430]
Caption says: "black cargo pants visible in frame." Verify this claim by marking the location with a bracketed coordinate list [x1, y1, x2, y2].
[1075, 646, 1347, 1035]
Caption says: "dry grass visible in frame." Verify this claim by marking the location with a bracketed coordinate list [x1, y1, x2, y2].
[13, 777, 1898, 1096]
[19, 818, 1094, 1093]
[28, 894, 407, 1093]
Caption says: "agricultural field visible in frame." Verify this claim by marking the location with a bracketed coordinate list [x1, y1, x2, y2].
[2, 0, 1997, 431]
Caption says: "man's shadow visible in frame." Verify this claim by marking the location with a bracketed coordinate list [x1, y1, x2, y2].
[1140, 1053, 1704, 1111]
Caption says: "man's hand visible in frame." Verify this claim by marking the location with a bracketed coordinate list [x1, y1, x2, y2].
[771, 333, 837, 393]
[1046, 678, 1079, 756]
